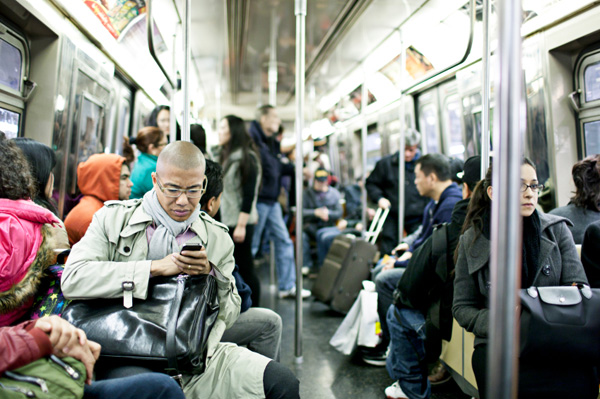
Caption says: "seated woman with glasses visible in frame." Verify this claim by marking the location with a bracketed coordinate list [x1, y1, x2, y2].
[130, 127, 169, 199]
[452, 158, 595, 399]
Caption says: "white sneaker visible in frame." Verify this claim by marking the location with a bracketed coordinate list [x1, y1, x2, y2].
[278, 286, 311, 299]
[384, 381, 408, 399]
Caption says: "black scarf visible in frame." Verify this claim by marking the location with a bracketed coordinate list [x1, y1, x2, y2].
[481, 207, 541, 287]
[521, 210, 541, 288]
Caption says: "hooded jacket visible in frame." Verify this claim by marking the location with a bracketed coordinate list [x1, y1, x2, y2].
[64, 153, 125, 245]
[0, 199, 61, 326]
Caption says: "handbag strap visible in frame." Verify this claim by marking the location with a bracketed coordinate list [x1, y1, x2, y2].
[166, 275, 187, 373]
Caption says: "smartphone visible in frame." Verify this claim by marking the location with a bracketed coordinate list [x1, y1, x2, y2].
[180, 243, 203, 254]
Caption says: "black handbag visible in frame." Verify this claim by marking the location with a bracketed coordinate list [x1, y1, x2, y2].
[62, 274, 219, 374]
[519, 285, 600, 362]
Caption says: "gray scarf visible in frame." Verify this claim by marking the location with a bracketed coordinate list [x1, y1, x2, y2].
[142, 189, 200, 260]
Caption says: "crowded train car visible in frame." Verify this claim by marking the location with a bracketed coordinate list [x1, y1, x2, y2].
[1, 0, 600, 398]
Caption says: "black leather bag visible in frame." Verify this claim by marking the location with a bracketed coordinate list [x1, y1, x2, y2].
[63, 274, 219, 374]
[519, 285, 600, 362]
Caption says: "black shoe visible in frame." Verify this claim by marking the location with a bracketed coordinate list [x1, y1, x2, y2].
[360, 346, 388, 367]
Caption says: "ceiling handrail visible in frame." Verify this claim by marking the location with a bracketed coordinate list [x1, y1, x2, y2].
[147, 0, 175, 90]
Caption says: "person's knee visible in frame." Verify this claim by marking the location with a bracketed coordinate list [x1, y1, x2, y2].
[263, 361, 300, 399]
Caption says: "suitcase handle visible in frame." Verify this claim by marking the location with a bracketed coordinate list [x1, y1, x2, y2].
[364, 207, 389, 244]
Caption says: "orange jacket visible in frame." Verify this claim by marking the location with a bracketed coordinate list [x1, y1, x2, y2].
[64, 154, 125, 245]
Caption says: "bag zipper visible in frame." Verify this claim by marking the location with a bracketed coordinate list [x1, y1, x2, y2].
[0, 381, 36, 398]
[50, 355, 81, 380]
[4, 371, 48, 393]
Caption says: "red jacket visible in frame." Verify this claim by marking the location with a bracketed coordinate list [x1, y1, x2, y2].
[0, 321, 53, 374]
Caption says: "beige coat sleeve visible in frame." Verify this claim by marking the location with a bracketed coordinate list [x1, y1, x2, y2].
[61, 207, 151, 301]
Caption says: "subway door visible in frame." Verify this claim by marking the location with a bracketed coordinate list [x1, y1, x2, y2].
[574, 46, 600, 157]
[107, 76, 133, 156]
[416, 88, 442, 155]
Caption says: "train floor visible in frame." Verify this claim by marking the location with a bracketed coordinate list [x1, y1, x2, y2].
[254, 258, 471, 399]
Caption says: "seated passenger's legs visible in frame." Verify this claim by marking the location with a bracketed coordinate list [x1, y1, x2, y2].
[84, 373, 185, 399]
[386, 306, 430, 399]
[220, 307, 283, 361]
[375, 266, 407, 346]
[316, 226, 342, 268]
[302, 231, 314, 269]
[263, 361, 300, 399]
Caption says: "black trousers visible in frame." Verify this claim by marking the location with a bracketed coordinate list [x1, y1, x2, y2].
[472, 344, 598, 399]
[229, 224, 261, 307]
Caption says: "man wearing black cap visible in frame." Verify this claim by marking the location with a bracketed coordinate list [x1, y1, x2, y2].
[382, 155, 482, 399]
[302, 168, 343, 274]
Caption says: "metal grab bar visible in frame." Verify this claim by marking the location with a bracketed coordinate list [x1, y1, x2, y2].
[146, 0, 175, 90]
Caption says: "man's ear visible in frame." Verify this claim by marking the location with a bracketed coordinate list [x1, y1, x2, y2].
[151, 172, 157, 185]
[205, 196, 217, 218]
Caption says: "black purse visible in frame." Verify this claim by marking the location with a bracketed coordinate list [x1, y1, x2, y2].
[519, 285, 600, 362]
[62, 274, 219, 374]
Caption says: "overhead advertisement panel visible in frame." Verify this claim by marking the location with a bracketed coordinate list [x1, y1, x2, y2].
[82, 0, 146, 40]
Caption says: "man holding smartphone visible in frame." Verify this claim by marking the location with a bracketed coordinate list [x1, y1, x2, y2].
[62, 141, 299, 398]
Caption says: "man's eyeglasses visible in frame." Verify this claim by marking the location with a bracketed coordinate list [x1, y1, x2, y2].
[521, 183, 544, 193]
[155, 174, 205, 198]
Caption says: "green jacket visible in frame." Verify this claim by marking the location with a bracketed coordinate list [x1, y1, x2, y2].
[62, 199, 240, 358]
[130, 153, 157, 199]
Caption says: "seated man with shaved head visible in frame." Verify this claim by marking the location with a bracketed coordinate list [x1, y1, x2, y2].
[62, 142, 299, 398]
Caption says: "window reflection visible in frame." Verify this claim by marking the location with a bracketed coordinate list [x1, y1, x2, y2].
[584, 61, 600, 103]
[584, 120, 600, 156]
[0, 39, 22, 92]
[0, 107, 20, 138]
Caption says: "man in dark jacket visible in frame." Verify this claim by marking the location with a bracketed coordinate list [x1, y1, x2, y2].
[366, 128, 429, 255]
[302, 168, 343, 272]
[383, 156, 481, 399]
[249, 105, 309, 299]
[364, 154, 462, 366]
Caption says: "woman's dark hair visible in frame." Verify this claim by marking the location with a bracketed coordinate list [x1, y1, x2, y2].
[570, 154, 600, 211]
[220, 115, 260, 187]
[133, 126, 164, 154]
[190, 124, 206, 154]
[0, 132, 36, 201]
[12, 138, 58, 215]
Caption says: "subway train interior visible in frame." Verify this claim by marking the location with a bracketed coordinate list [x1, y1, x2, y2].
[1, 0, 600, 398]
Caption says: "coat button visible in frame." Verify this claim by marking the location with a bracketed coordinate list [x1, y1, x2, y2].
[542, 265, 551, 276]
[124, 246, 131, 253]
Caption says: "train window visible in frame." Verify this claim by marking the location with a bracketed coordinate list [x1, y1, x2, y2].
[418, 104, 440, 154]
[0, 38, 22, 92]
[584, 61, 600, 103]
[583, 119, 600, 155]
[443, 95, 465, 159]
[0, 106, 20, 138]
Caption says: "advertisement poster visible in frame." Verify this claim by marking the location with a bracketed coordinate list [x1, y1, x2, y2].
[83, 0, 146, 40]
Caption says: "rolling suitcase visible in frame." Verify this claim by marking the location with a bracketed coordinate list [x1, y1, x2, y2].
[314, 208, 388, 313]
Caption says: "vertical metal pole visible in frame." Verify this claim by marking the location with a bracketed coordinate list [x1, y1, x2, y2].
[294, 0, 306, 364]
[481, 0, 491, 176]
[268, 8, 279, 106]
[181, 0, 191, 142]
[361, 73, 368, 237]
[171, 33, 177, 143]
[269, 240, 276, 293]
[488, 0, 523, 397]
[397, 33, 406, 240]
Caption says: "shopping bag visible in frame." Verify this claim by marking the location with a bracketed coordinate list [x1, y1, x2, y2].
[330, 282, 381, 355]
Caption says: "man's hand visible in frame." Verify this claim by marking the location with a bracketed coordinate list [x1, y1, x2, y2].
[336, 219, 348, 231]
[233, 224, 246, 243]
[314, 207, 329, 222]
[34, 316, 100, 384]
[382, 256, 397, 271]
[150, 255, 182, 277]
[172, 247, 211, 275]
[367, 208, 376, 221]
[398, 251, 413, 262]
[378, 198, 391, 210]
[391, 242, 409, 256]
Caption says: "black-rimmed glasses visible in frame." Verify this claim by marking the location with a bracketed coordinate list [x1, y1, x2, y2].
[521, 183, 544, 193]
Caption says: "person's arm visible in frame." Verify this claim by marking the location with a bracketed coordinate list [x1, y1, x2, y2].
[452, 235, 489, 338]
[233, 159, 259, 243]
[327, 190, 343, 221]
[365, 162, 386, 205]
[62, 208, 151, 301]
[0, 321, 52, 374]
[556, 221, 589, 286]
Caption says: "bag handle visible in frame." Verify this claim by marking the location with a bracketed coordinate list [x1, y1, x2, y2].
[166, 275, 187, 373]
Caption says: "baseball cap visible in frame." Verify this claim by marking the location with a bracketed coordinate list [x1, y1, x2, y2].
[457, 155, 482, 187]
[314, 168, 329, 182]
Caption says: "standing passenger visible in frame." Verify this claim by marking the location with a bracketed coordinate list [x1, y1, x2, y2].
[249, 105, 310, 299]
[453, 159, 596, 399]
[130, 127, 168, 199]
[64, 153, 133, 245]
[549, 154, 600, 244]
[215, 114, 263, 306]
[366, 128, 429, 255]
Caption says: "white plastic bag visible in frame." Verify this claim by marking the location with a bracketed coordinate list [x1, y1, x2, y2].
[330, 283, 381, 355]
